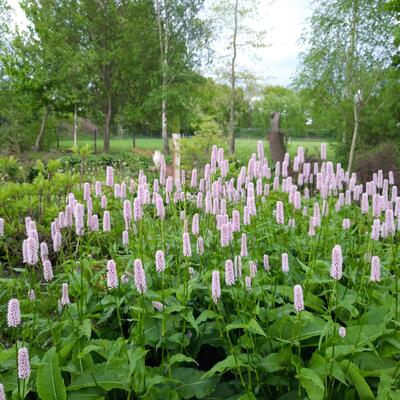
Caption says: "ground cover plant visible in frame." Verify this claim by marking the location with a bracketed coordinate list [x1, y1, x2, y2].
[0, 141, 399, 399]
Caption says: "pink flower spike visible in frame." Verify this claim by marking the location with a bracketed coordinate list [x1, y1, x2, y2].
[106, 260, 118, 289]
[338, 326, 346, 337]
[330, 245, 343, 280]
[134, 259, 147, 294]
[43, 260, 54, 282]
[7, 298, 21, 327]
[182, 232, 191, 257]
[18, 347, 31, 379]
[370, 256, 381, 282]
[281, 253, 289, 273]
[61, 283, 70, 306]
[155, 250, 165, 272]
[293, 284, 304, 312]
[225, 260, 235, 286]
[211, 271, 221, 303]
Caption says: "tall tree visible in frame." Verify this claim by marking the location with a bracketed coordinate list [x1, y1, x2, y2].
[295, 0, 397, 170]
[212, 0, 265, 155]
[153, 0, 208, 155]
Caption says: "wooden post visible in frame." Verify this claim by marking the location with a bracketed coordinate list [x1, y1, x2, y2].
[132, 129, 136, 148]
[94, 129, 97, 154]
[172, 133, 181, 181]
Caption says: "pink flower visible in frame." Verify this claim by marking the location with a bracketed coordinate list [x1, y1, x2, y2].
[245, 276, 252, 291]
[27, 236, 39, 265]
[155, 250, 165, 272]
[133, 198, 142, 221]
[191, 169, 198, 187]
[123, 200, 132, 225]
[192, 214, 199, 235]
[281, 253, 289, 273]
[134, 259, 147, 293]
[152, 301, 164, 312]
[249, 261, 257, 277]
[225, 260, 235, 286]
[53, 231, 62, 252]
[18, 347, 31, 379]
[0, 218, 4, 236]
[40, 242, 49, 263]
[101, 195, 107, 209]
[220, 224, 230, 247]
[342, 218, 350, 230]
[232, 210, 240, 231]
[61, 283, 70, 306]
[90, 215, 99, 231]
[106, 166, 114, 187]
[95, 181, 102, 197]
[183, 232, 191, 257]
[331, 245, 343, 280]
[0, 383, 5, 400]
[338, 326, 346, 337]
[276, 201, 284, 224]
[103, 211, 111, 232]
[294, 284, 304, 312]
[156, 196, 165, 219]
[371, 219, 380, 240]
[7, 298, 21, 327]
[43, 260, 54, 282]
[211, 271, 221, 303]
[106, 260, 118, 289]
[197, 237, 204, 255]
[240, 234, 248, 257]
[370, 256, 381, 282]
[122, 230, 129, 246]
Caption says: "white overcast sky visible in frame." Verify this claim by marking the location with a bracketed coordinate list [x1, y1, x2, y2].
[8, 0, 313, 86]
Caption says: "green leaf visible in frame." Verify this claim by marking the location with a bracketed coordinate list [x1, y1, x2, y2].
[37, 347, 67, 400]
[168, 353, 198, 367]
[202, 355, 246, 379]
[174, 367, 219, 399]
[67, 387, 104, 400]
[340, 361, 375, 400]
[68, 362, 129, 391]
[80, 319, 92, 340]
[300, 368, 325, 400]
[225, 318, 267, 337]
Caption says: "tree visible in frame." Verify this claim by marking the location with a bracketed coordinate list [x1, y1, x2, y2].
[153, 0, 209, 155]
[295, 0, 398, 170]
[212, 0, 266, 155]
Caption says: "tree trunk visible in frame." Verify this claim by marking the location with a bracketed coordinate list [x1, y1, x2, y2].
[347, 102, 361, 173]
[162, 96, 169, 155]
[103, 96, 112, 153]
[229, 0, 239, 155]
[33, 106, 49, 152]
[73, 103, 78, 147]
[268, 112, 286, 163]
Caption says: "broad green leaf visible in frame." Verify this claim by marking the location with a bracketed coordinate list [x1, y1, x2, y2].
[168, 353, 198, 367]
[202, 355, 246, 379]
[68, 362, 129, 391]
[300, 368, 325, 400]
[37, 347, 67, 400]
[67, 387, 104, 400]
[225, 318, 267, 337]
[340, 361, 375, 400]
[174, 367, 219, 399]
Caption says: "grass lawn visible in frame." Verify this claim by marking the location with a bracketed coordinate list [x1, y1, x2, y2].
[59, 137, 335, 161]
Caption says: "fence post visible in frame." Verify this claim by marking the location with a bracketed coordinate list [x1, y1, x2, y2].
[94, 129, 97, 153]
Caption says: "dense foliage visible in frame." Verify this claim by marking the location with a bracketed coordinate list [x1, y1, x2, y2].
[0, 142, 399, 399]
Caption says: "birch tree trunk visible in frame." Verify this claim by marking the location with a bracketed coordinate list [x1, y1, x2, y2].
[33, 106, 49, 152]
[228, 0, 239, 155]
[347, 101, 361, 173]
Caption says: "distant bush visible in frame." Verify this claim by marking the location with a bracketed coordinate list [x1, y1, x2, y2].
[355, 141, 400, 184]
[181, 117, 226, 170]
